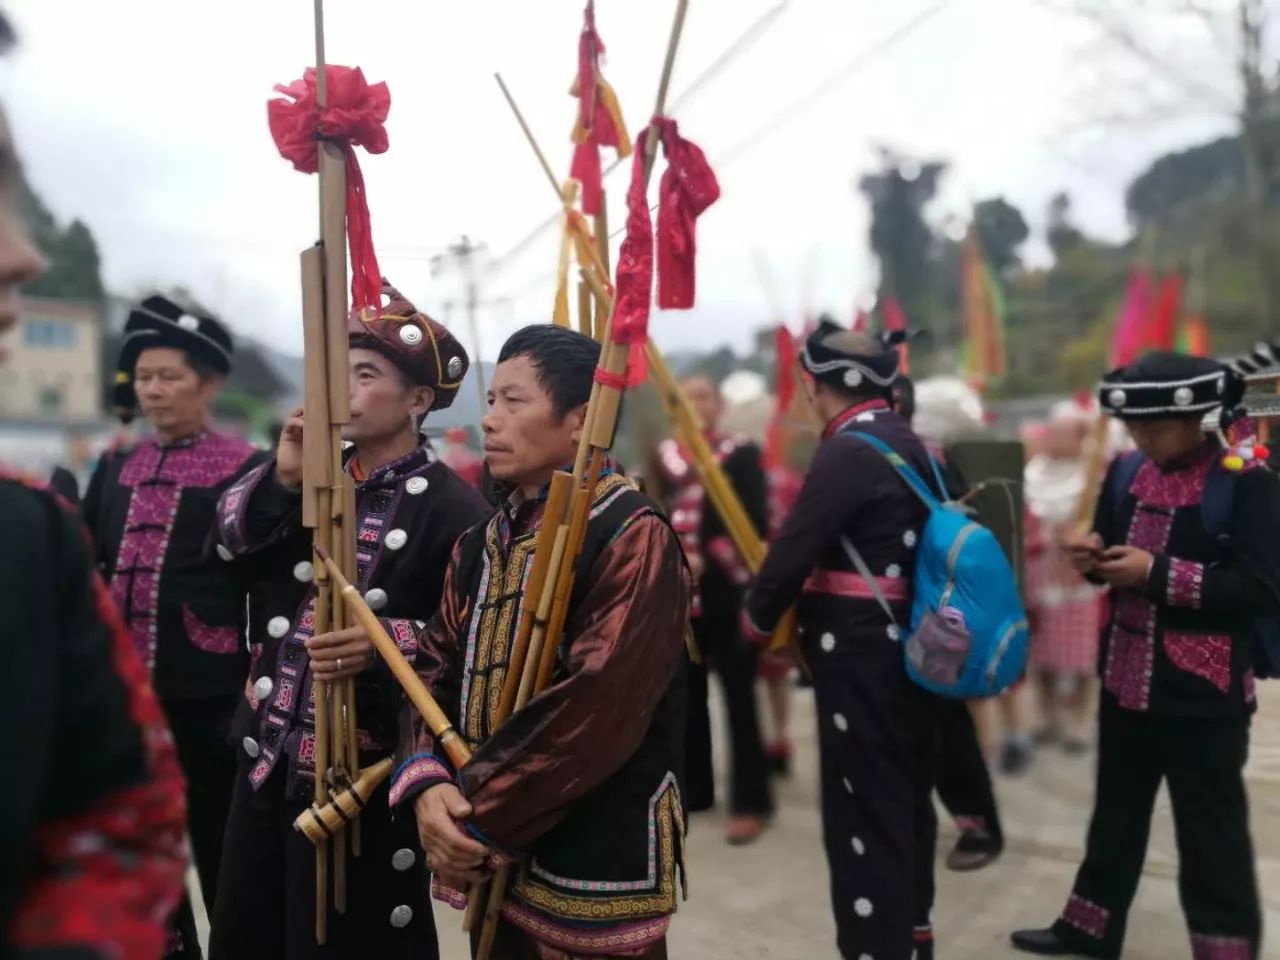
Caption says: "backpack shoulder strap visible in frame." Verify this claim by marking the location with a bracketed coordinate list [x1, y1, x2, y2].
[841, 429, 941, 511]
[1202, 465, 1238, 541]
[1109, 451, 1145, 515]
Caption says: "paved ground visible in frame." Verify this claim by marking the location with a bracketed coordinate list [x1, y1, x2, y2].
[434, 684, 1280, 959]
[197, 684, 1280, 958]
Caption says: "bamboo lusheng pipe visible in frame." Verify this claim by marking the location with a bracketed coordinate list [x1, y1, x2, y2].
[1072, 415, 1112, 532]
[295, 758, 395, 842]
[316, 547, 474, 770]
[495, 472, 574, 719]
[497, 72, 794, 654]
[492, 74, 769, 577]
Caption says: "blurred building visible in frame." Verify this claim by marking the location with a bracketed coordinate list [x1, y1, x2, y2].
[0, 296, 101, 424]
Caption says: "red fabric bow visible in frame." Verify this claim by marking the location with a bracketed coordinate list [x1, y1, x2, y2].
[611, 117, 720, 384]
[268, 65, 390, 316]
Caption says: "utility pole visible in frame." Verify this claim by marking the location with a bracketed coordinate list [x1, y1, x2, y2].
[431, 235, 489, 418]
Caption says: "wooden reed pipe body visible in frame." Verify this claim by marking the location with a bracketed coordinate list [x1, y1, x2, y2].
[316, 548, 473, 771]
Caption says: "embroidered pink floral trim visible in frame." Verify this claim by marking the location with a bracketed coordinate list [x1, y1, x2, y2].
[1060, 893, 1109, 940]
[1129, 449, 1213, 508]
[1164, 633, 1232, 693]
[1189, 932, 1253, 960]
[181, 604, 241, 655]
[1166, 558, 1205, 609]
[1104, 502, 1175, 711]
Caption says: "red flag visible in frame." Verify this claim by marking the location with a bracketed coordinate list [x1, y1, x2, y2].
[569, 1, 631, 216]
[764, 326, 796, 469]
[1140, 272, 1182, 354]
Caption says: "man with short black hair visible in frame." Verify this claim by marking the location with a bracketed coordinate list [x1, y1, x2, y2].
[208, 284, 487, 960]
[745, 320, 942, 960]
[394, 324, 691, 959]
[84, 293, 270, 955]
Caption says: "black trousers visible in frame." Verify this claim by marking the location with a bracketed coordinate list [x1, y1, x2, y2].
[684, 612, 773, 816]
[162, 693, 240, 959]
[209, 759, 438, 960]
[806, 638, 939, 960]
[1053, 700, 1261, 960]
[934, 699, 1003, 846]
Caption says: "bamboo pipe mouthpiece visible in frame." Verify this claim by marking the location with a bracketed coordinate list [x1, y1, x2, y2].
[295, 758, 395, 844]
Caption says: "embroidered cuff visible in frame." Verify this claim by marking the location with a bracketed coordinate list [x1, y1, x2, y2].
[388, 753, 454, 808]
[1157, 555, 1203, 609]
[378, 617, 421, 662]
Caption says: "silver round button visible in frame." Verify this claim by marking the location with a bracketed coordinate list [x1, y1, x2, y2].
[216, 543, 234, 562]
[391, 847, 416, 871]
[253, 676, 274, 701]
[267, 616, 291, 639]
[384, 529, 408, 551]
[242, 736, 260, 759]
[447, 355, 464, 379]
[364, 588, 388, 611]
[389, 904, 413, 928]
[293, 560, 314, 582]
[406, 476, 429, 495]
[399, 325, 423, 346]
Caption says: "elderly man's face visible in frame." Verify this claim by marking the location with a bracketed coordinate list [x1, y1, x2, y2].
[0, 110, 45, 363]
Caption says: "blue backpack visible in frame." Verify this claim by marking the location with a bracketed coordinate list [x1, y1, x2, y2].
[1110, 453, 1280, 679]
[840, 431, 1030, 698]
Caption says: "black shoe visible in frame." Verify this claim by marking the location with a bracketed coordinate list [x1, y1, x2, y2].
[945, 829, 1003, 871]
[1010, 927, 1104, 957]
[1001, 740, 1034, 776]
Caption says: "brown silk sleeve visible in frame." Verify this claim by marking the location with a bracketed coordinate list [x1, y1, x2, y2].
[459, 514, 689, 850]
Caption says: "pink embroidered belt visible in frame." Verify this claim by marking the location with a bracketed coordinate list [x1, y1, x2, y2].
[803, 568, 910, 602]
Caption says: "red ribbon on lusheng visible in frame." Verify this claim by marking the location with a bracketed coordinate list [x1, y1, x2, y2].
[268, 65, 390, 316]
[611, 116, 720, 385]
[570, 1, 628, 216]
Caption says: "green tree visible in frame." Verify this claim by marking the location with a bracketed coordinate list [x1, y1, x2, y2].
[858, 147, 946, 327]
[16, 165, 105, 301]
[973, 196, 1029, 274]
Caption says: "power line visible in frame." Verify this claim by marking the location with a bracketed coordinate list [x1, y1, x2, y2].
[488, 2, 953, 300]
[485, 1, 795, 277]
[715, 1, 951, 169]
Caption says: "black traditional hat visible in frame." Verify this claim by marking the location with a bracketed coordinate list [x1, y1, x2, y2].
[1098, 351, 1243, 421]
[113, 294, 234, 421]
[800, 318, 899, 392]
[346, 280, 468, 411]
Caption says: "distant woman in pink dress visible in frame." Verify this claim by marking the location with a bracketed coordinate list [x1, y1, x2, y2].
[1024, 398, 1104, 751]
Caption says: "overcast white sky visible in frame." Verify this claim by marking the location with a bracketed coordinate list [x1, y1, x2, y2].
[0, 0, 1254, 361]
